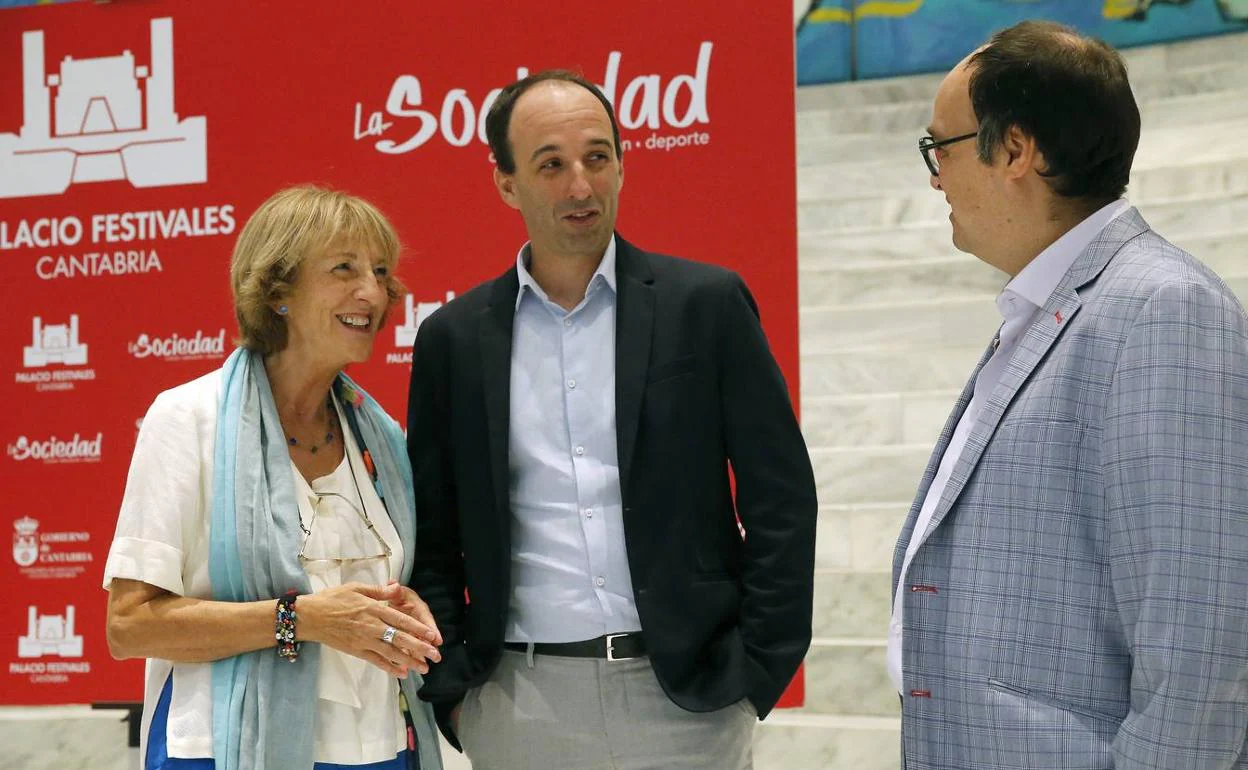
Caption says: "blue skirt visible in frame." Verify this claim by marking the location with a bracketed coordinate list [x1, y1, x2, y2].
[146, 675, 413, 770]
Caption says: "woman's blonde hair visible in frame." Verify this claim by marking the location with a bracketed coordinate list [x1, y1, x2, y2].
[230, 185, 405, 355]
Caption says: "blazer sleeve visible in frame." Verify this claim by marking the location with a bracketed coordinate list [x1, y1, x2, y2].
[715, 273, 819, 716]
[1103, 279, 1248, 768]
[406, 312, 471, 743]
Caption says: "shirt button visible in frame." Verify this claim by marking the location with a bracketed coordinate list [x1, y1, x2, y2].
[595, 576, 605, 587]
[563, 318, 572, 327]
[574, 446, 585, 456]
[584, 509, 594, 518]
[567, 378, 577, 389]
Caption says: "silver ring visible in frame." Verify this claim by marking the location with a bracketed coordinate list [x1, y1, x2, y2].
[380, 626, 397, 644]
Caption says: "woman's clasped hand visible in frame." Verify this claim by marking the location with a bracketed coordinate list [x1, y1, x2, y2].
[299, 580, 443, 677]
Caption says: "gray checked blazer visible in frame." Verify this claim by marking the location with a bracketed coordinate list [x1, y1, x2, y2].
[893, 207, 1248, 769]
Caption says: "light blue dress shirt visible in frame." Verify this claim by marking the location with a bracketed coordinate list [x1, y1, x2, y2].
[505, 236, 642, 643]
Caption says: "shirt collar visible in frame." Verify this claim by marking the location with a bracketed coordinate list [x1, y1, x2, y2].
[514, 235, 618, 312]
[997, 199, 1130, 319]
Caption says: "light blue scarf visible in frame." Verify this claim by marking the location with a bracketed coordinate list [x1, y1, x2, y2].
[208, 348, 442, 770]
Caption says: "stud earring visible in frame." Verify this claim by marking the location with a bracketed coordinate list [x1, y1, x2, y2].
[278, 305, 288, 315]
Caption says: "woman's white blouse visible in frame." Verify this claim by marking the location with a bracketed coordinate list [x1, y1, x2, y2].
[103, 369, 407, 764]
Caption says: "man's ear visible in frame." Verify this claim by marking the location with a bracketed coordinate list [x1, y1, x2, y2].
[1000, 124, 1039, 181]
[494, 166, 521, 211]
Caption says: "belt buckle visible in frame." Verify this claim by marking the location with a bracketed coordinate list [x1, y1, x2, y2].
[605, 633, 628, 662]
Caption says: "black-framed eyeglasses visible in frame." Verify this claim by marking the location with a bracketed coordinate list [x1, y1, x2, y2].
[919, 132, 978, 176]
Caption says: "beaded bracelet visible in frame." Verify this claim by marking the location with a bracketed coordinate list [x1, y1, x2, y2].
[275, 590, 300, 662]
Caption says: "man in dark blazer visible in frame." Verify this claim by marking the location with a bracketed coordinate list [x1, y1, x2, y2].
[406, 70, 817, 769]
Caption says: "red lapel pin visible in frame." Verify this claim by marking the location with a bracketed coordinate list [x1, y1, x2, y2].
[1055, 310, 1064, 324]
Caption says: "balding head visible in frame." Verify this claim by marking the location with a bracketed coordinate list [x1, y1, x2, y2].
[965, 20, 1140, 204]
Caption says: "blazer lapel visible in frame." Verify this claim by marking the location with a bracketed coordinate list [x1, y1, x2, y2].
[613, 238, 655, 501]
[920, 207, 1151, 538]
[480, 269, 519, 532]
[920, 289, 1083, 537]
[892, 340, 992, 586]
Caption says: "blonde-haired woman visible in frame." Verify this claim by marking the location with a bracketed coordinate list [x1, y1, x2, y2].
[104, 185, 443, 770]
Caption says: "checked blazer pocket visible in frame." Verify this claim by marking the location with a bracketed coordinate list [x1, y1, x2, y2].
[985, 679, 1117, 769]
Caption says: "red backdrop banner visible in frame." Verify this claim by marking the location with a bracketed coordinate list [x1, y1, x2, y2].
[0, 0, 801, 706]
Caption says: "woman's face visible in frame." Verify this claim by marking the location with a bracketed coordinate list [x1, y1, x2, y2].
[279, 243, 392, 373]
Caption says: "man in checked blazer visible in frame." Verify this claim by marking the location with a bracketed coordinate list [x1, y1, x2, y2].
[890, 20, 1248, 769]
[407, 70, 817, 768]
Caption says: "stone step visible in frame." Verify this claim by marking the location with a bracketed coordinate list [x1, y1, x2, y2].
[0, 705, 906, 770]
[793, 81, 1248, 152]
[799, 150, 1248, 231]
[1115, 31, 1248, 78]
[799, 180, 1248, 236]
[800, 194, 1248, 259]
[803, 391, 960, 449]
[798, 147, 1248, 203]
[799, 641, 898, 718]
[801, 296, 1000, 355]
[801, 345, 986, 397]
[812, 570, 896, 640]
[1228, 275, 1248, 306]
[0, 706, 136, 770]
[795, 70, 941, 111]
[794, 31, 1248, 112]
[755, 712, 900, 770]
[796, 63, 1248, 141]
[798, 244, 1246, 308]
[799, 225, 1248, 271]
[800, 256, 1005, 308]
[797, 90, 1248, 167]
[810, 445, 932, 506]
[815, 504, 911, 572]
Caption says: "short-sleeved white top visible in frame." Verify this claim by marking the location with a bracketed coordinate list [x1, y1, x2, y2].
[103, 369, 407, 764]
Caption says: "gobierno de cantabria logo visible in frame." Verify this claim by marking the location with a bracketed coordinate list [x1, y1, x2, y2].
[13, 516, 39, 568]
[0, 17, 206, 199]
[11, 516, 94, 581]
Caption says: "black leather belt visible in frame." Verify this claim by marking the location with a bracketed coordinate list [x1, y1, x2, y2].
[503, 632, 646, 661]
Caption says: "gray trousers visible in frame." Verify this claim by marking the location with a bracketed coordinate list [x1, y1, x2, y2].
[457, 649, 756, 770]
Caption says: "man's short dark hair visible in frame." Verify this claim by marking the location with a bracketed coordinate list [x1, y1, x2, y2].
[485, 69, 623, 175]
[968, 20, 1140, 204]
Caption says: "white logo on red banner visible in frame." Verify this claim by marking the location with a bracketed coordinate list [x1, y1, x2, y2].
[355, 42, 714, 156]
[7, 433, 103, 464]
[18, 605, 83, 658]
[13, 517, 39, 568]
[23, 315, 87, 368]
[11, 517, 94, 580]
[394, 291, 455, 348]
[0, 17, 207, 199]
[128, 328, 226, 361]
[9, 604, 92, 684]
[16, 315, 96, 391]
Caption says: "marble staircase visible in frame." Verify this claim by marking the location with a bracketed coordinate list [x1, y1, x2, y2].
[4, 30, 1245, 770]
[754, 30, 1248, 770]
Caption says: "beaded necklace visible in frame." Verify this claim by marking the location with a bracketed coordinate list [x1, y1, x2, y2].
[286, 396, 338, 455]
